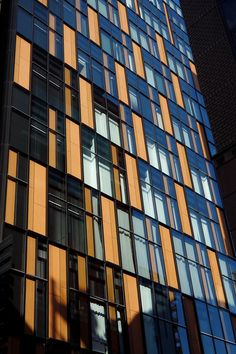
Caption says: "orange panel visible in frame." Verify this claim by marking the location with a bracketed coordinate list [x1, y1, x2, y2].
[106, 267, 115, 302]
[117, 1, 129, 34]
[177, 142, 192, 188]
[49, 13, 56, 29]
[63, 24, 76, 69]
[38, 0, 48, 6]
[115, 62, 129, 105]
[216, 207, 233, 256]
[208, 249, 226, 308]
[149, 244, 158, 282]
[8, 150, 17, 177]
[183, 297, 202, 354]
[5, 179, 16, 225]
[25, 279, 35, 334]
[49, 30, 55, 56]
[85, 187, 92, 213]
[111, 145, 118, 165]
[86, 215, 94, 257]
[49, 132, 56, 168]
[66, 119, 81, 179]
[78, 255, 87, 293]
[49, 245, 68, 341]
[160, 225, 179, 289]
[114, 168, 122, 202]
[28, 161, 46, 236]
[197, 122, 210, 160]
[125, 154, 142, 210]
[65, 87, 72, 117]
[156, 33, 167, 65]
[14, 35, 31, 90]
[132, 42, 145, 79]
[132, 113, 147, 161]
[171, 73, 184, 108]
[26, 236, 36, 276]
[163, 3, 174, 44]
[79, 77, 94, 128]
[123, 274, 145, 354]
[159, 94, 173, 135]
[49, 108, 56, 130]
[101, 196, 119, 265]
[88, 7, 100, 46]
[133, 0, 140, 15]
[189, 61, 201, 92]
[175, 183, 192, 236]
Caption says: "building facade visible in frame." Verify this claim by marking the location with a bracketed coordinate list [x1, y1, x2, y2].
[0, 0, 236, 354]
[180, 0, 236, 249]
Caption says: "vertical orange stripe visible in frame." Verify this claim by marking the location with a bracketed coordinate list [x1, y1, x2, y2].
[163, 3, 174, 44]
[79, 78, 94, 128]
[101, 196, 119, 265]
[216, 207, 233, 256]
[156, 33, 167, 65]
[125, 154, 142, 210]
[123, 274, 145, 354]
[25, 279, 35, 334]
[8, 150, 17, 177]
[88, 7, 100, 45]
[26, 236, 36, 276]
[132, 42, 145, 79]
[5, 179, 16, 225]
[63, 24, 76, 69]
[171, 72, 184, 108]
[208, 249, 226, 308]
[177, 142, 193, 188]
[115, 62, 129, 105]
[117, 1, 129, 34]
[66, 119, 81, 179]
[197, 122, 210, 160]
[14, 35, 31, 90]
[160, 225, 179, 289]
[175, 183, 192, 236]
[159, 94, 173, 135]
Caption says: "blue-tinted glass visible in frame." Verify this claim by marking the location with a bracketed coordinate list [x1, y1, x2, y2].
[101, 31, 112, 55]
[17, 7, 33, 40]
[34, 19, 48, 50]
[214, 340, 227, 354]
[220, 310, 235, 342]
[18, 0, 33, 12]
[178, 327, 190, 354]
[34, 2, 48, 23]
[92, 60, 104, 88]
[196, 301, 211, 334]
[208, 306, 223, 338]
[201, 335, 215, 354]
[49, 0, 62, 17]
[78, 51, 91, 79]
[63, 1, 76, 27]
[140, 94, 151, 118]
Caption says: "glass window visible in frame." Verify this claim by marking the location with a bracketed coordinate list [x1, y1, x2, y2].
[90, 303, 108, 354]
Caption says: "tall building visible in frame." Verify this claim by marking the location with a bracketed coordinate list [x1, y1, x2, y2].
[180, 0, 236, 249]
[0, 0, 236, 354]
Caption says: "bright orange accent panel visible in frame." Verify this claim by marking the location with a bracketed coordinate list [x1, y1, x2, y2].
[49, 108, 56, 130]
[156, 33, 167, 65]
[163, 3, 174, 44]
[38, 0, 48, 6]
[117, 1, 129, 34]
[123, 274, 145, 354]
[115, 62, 129, 105]
[171, 73, 184, 108]
[66, 119, 81, 179]
[101, 196, 119, 265]
[189, 61, 201, 92]
[159, 94, 173, 135]
[85, 187, 92, 213]
[8, 150, 17, 177]
[132, 113, 147, 161]
[88, 7, 100, 46]
[28, 161, 46, 236]
[216, 207, 233, 256]
[197, 122, 210, 160]
[25, 279, 35, 334]
[63, 24, 77, 69]
[49, 132, 56, 168]
[26, 236, 36, 276]
[106, 267, 115, 302]
[177, 142, 193, 188]
[86, 215, 94, 257]
[125, 154, 142, 210]
[160, 225, 179, 289]
[78, 255, 87, 293]
[14, 35, 31, 90]
[49, 30, 55, 56]
[5, 179, 16, 225]
[49, 245, 68, 341]
[175, 183, 192, 236]
[208, 249, 226, 308]
[132, 42, 145, 79]
[79, 77, 94, 128]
